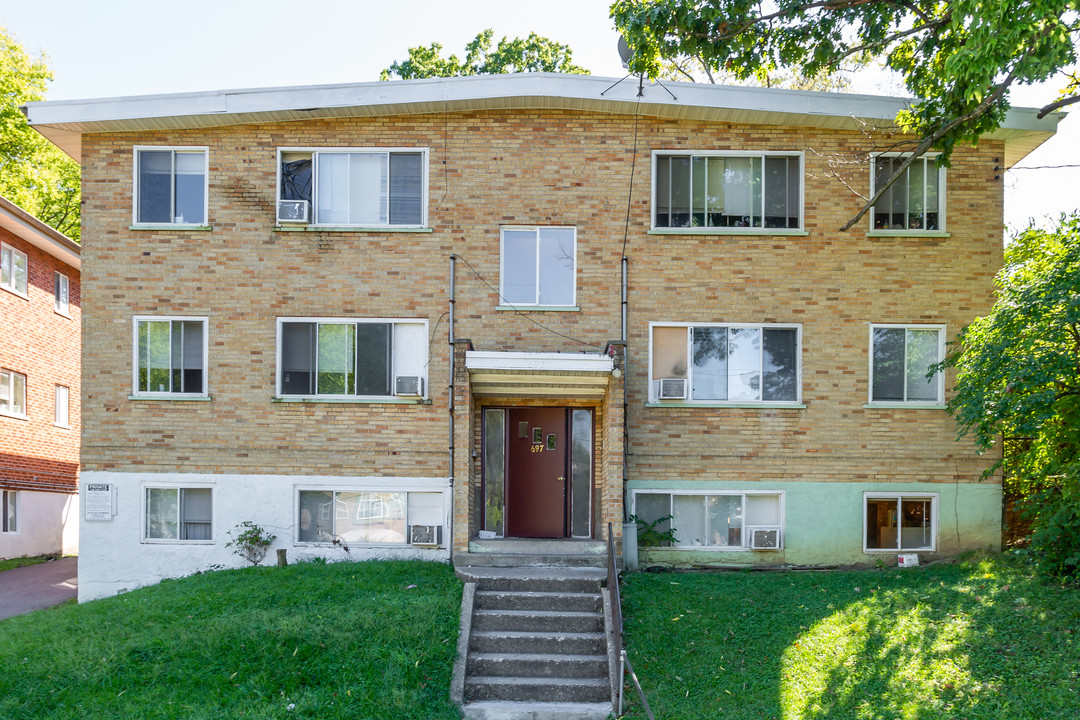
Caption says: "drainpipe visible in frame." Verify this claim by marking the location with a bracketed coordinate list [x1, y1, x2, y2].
[448, 255, 456, 556]
[621, 256, 630, 524]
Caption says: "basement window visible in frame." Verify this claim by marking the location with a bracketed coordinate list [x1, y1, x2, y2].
[632, 490, 784, 550]
[864, 493, 937, 552]
[297, 490, 443, 546]
[144, 487, 213, 542]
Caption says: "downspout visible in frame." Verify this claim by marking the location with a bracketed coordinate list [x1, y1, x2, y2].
[621, 255, 630, 523]
[449, 255, 456, 551]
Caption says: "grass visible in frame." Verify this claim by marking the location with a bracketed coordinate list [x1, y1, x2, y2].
[0, 559, 462, 720]
[619, 554, 1080, 720]
[0, 554, 58, 573]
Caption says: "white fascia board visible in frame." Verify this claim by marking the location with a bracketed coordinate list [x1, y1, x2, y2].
[0, 195, 79, 269]
[465, 350, 614, 373]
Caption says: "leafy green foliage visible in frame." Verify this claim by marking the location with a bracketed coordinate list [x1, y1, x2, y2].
[0, 560, 462, 719]
[381, 29, 589, 80]
[0, 26, 79, 240]
[939, 214, 1080, 579]
[629, 512, 678, 547]
[620, 556, 1080, 719]
[226, 520, 277, 566]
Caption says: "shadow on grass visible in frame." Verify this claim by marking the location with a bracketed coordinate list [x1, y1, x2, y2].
[619, 556, 1080, 719]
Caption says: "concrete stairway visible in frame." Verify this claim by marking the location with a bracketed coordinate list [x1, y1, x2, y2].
[453, 565, 614, 720]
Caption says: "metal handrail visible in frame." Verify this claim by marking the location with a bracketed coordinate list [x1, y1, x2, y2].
[608, 522, 656, 720]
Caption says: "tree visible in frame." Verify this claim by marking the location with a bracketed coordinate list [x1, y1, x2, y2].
[380, 29, 589, 80]
[0, 27, 80, 240]
[938, 214, 1080, 579]
[610, 0, 1079, 229]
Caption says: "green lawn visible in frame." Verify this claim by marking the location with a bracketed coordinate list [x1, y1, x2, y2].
[0, 560, 462, 720]
[0, 554, 58, 573]
[619, 555, 1080, 719]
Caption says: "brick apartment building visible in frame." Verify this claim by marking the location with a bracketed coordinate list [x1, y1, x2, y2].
[25, 74, 1059, 601]
[0, 194, 80, 560]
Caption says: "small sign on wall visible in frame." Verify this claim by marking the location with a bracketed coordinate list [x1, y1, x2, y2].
[898, 553, 920, 568]
[85, 483, 116, 521]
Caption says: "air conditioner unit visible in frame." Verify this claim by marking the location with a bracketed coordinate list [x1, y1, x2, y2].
[395, 375, 424, 397]
[658, 378, 687, 400]
[409, 524, 442, 547]
[277, 199, 310, 223]
[748, 526, 782, 550]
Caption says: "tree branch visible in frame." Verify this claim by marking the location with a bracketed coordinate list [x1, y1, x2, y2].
[1037, 93, 1080, 119]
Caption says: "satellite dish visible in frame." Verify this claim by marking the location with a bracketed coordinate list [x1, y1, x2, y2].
[617, 35, 634, 69]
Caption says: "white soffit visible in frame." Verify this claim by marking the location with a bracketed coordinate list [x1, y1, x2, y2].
[466, 350, 615, 398]
[24, 73, 1061, 166]
[0, 194, 79, 269]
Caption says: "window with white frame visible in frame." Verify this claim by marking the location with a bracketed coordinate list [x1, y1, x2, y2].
[133, 317, 208, 396]
[54, 273, 70, 316]
[277, 148, 427, 226]
[633, 491, 783, 549]
[54, 385, 70, 428]
[870, 154, 944, 231]
[1, 243, 28, 297]
[297, 490, 443, 545]
[650, 323, 800, 403]
[2, 490, 16, 533]
[145, 487, 212, 541]
[654, 152, 802, 230]
[0, 369, 27, 418]
[870, 325, 944, 404]
[865, 493, 936, 551]
[277, 318, 428, 398]
[500, 226, 577, 307]
[134, 147, 208, 225]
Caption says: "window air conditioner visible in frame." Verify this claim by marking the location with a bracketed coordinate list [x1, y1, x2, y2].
[658, 378, 687, 400]
[409, 524, 442, 547]
[395, 375, 424, 397]
[277, 199, 310, 223]
[748, 526, 782, 550]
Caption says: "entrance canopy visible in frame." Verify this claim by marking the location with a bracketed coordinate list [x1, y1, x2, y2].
[465, 351, 615, 398]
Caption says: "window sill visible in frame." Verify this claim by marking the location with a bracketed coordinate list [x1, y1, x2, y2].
[648, 228, 809, 237]
[274, 225, 433, 233]
[864, 402, 946, 410]
[129, 394, 212, 401]
[2, 285, 29, 300]
[272, 396, 431, 405]
[53, 423, 72, 430]
[0, 410, 28, 421]
[646, 401, 806, 409]
[496, 305, 580, 312]
[55, 310, 71, 319]
[130, 224, 213, 231]
[866, 230, 950, 238]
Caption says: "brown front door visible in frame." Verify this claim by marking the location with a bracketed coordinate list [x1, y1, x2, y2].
[506, 408, 567, 538]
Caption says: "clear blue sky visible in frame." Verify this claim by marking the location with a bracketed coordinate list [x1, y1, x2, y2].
[3, 0, 1076, 235]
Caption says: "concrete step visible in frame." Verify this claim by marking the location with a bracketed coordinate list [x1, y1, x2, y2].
[472, 608, 604, 634]
[462, 700, 612, 720]
[469, 538, 607, 556]
[457, 567, 606, 594]
[455, 552, 607, 569]
[470, 630, 607, 656]
[475, 590, 602, 613]
[465, 675, 610, 704]
[468, 652, 608, 678]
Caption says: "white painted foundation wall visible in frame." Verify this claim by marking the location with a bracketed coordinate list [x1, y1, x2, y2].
[0, 490, 79, 560]
[78, 471, 452, 602]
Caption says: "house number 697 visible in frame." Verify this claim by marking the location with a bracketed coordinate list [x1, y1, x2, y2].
[530, 444, 544, 453]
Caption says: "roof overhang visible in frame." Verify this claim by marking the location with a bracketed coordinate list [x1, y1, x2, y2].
[0, 194, 79, 269]
[23, 73, 1061, 168]
[465, 350, 615, 398]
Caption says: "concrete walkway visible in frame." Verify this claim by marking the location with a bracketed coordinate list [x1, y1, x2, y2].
[0, 556, 78, 620]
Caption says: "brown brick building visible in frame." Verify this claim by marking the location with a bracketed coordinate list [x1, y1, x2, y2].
[26, 74, 1059, 600]
[0, 194, 80, 559]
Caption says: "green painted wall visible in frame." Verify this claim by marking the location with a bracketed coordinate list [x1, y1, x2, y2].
[626, 480, 1001, 568]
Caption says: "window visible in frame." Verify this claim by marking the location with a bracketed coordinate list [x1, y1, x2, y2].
[277, 318, 428, 398]
[133, 317, 208, 396]
[500, 226, 576, 307]
[277, 148, 426, 226]
[653, 152, 802, 230]
[865, 493, 936, 551]
[650, 323, 800, 403]
[134, 147, 208, 225]
[2, 490, 16, 533]
[870, 325, 944, 405]
[54, 385, 70, 428]
[297, 489, 442, 545]
[1, 243, 28, 297]
[0, 369, 27, 418]
[54, 273, 70, 315]
[145, 487, 212, 541]
[633, 491, 783, 549]
[871, 154, 944, 231]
